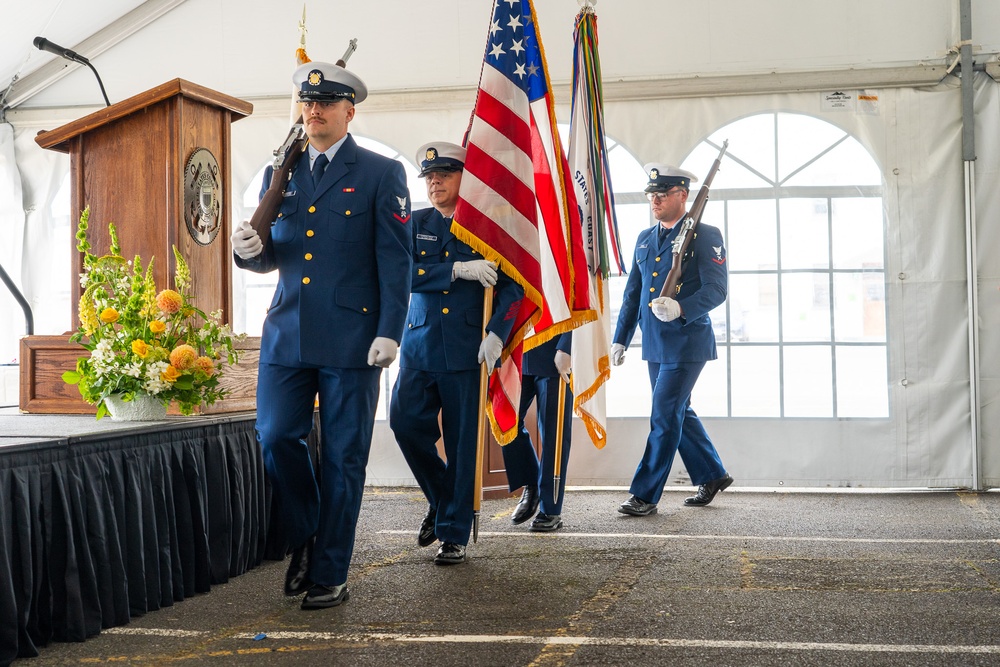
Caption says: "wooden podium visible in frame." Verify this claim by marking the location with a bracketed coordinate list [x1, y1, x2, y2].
[20, 79, 254, 413]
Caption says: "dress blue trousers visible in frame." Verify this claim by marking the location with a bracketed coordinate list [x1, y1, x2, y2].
[390, 368, 479, 546]
[255, 362, 380, 587]
[628, 361, 727, 505]
[501, 374, 573, 516]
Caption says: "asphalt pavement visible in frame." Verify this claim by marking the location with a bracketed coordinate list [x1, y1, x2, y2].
[19, 487, 1000, 666]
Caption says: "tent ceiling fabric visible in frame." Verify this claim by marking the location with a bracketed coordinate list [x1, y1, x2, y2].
[3, 0, 999, 111]
[1, 0, 149, 107]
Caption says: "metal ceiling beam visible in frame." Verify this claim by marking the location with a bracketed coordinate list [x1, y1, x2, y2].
[3, 0, 188, 110]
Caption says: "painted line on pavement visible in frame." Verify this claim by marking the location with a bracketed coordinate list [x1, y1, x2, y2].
[104, 627, 208, 638]
[231, 631, 1000, 654]
[379, 530, 1000, 545]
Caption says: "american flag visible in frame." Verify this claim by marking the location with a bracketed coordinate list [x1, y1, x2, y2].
[452, 0, 594, 444]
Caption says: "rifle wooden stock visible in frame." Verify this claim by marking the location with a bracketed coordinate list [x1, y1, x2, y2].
[659, 140, 729, 298]
[246, 121, 306, 248]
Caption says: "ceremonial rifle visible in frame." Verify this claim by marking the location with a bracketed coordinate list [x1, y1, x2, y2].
[658, 140, 728, 298]
[247, 39, 358, 247]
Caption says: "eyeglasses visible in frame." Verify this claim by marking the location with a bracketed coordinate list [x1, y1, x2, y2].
[302, 100, 338, 110]
[646, 189, 685, 202]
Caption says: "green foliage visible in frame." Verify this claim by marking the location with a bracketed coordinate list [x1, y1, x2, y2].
[67, 206, 245, 418]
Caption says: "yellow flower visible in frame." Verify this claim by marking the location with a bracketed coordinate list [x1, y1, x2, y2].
[149, 320, 166, 334]
[131, 339, 150, 358]
[79, 290, 100, 336]
[99, 307, 119, 324]
[169, 344, 198, 370]
[194, 356, 215, 377]
[161, 365, 182, 383]
[156, 289, 183, 314]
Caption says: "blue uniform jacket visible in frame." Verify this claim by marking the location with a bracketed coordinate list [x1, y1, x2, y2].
[236, 134, 413, 368]
[614, 221, 727, 363]
[523, 333, 572, 377]
[398, 206, 523, 371]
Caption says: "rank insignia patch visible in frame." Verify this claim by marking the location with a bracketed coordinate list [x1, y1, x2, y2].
[712, 245, 727, 264]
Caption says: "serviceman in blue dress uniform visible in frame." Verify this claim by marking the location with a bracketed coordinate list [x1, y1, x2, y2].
[390, 141, 524, 565]
[230, 62, 412, 608]
[501, 332, 573, 532]
[611, 164, 733, 517]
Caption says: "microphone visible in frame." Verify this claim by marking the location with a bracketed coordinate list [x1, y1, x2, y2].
[33, 36, 89, 64]
[33, 36, 111, 106]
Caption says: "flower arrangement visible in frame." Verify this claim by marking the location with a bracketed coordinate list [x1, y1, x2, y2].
[63, 207, 243, 418]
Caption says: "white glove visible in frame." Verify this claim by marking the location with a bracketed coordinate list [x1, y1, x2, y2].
[453, 260, 498, 287]
[477, 331, 504, 370]
[651, 296, 682, 323]
[554, 350, 572, 383]
[367, 337, 398, 368]
[610, 343, 626, 366]
[231, 220, 263, 259]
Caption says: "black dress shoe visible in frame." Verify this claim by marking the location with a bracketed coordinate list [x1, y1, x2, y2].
[417, 506, 437, 547]
[529, 513, 562, 532]
[284, 539, 313, 596]
[300, 583, 349, 610]
[684, 473, 734, 506]
[511, 486, 540, 525]
[618, 495, 657, 517]
[434, 542, 467, 565]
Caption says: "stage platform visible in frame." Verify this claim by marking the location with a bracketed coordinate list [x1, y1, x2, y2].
[0, 406, 293, 665]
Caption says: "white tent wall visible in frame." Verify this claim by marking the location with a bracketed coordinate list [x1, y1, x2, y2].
[974, 74, 1000, 488]
[3, 0, 1000, 488]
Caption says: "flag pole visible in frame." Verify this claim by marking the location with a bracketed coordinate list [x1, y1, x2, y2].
[552, 375, 568, 506]
[473, 286, 494, 544]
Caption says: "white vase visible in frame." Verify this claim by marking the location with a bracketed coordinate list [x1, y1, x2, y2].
[104, 394, 168, 421]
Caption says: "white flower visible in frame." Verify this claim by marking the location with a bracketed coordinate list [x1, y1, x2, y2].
[91, 339, 114, 367]
[143, 361, 170, 394]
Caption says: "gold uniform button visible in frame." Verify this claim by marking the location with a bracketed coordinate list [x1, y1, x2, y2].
[308, 206, 316, 213]
[306, 230, 315, 237]
[442, 308, 450, 314]
[302, 277, 311, 285]
[408, 323, 413, 328]
[363, 307, 368, 312]
[649, 287, 656, 292]
[304, 253, 313, 260]
[277, 213, 283, 218]
[345, 210, 351, 216]
[445, 251, 450, 257]
[652, 272, 658, 277]
[443, 291, 449, 295]
[417, 268, 426, 276]
[655, 256, 661, 262]
[420, 250, 426, 255]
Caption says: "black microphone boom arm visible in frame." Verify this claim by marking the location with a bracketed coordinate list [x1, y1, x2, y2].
[32, 36, 111, 106]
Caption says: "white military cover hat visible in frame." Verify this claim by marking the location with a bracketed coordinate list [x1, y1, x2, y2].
[415, 141, 467, 177]
[293, 61, 368, 104]
[642, 163, 698, 193]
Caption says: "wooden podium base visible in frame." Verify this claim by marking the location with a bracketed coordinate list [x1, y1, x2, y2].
[18, 335, 261, 415]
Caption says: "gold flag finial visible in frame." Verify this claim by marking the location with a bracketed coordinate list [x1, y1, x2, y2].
[297, 5, 307, 51]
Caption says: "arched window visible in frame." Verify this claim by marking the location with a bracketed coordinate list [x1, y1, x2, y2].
[606, 113, 888, 420]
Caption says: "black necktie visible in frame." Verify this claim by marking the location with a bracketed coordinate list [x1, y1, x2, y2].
[312, 154, 329, 188]
[657, 225, 665, 244]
